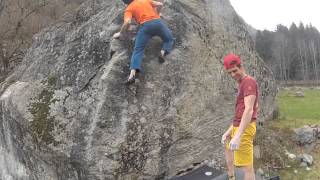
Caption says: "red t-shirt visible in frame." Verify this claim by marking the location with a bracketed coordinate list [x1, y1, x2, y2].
[233, 76, 259, 127]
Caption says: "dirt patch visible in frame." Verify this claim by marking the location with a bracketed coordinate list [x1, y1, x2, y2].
[254, 125, 296, 171]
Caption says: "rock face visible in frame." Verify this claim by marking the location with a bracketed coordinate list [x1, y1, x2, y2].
[0, 0, 277, 179]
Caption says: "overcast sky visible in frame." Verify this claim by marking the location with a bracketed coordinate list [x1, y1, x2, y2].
[229, 0, 320, 31]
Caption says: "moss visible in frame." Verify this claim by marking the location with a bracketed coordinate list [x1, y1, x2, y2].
[47, 74, 57, 87]
[28, 75, 57, 145]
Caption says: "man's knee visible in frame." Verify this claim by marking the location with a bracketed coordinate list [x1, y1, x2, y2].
[240, 165, 255, 180]
[242, 165, 255, 176]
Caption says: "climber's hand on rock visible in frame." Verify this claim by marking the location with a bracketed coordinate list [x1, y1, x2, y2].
[113, 32, 121, 39]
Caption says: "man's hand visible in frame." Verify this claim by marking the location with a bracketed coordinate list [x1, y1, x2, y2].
[113, 32, 122, 39]
[152, 1, 163, 14]
[229, 136, 241, 151]
[151, 1, 163, 7]
[221, 131, 231, 145]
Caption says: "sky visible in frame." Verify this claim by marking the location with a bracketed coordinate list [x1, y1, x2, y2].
[229, 0, 320, 31]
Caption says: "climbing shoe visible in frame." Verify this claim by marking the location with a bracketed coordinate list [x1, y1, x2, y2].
[125, 76, 135, 85]
[158, 38, 176, 64]
[158, 49, 170, 64]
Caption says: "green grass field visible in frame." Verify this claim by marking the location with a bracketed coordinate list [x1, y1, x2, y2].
[270, 88, 320, 179]
[273, 88, 320, 128]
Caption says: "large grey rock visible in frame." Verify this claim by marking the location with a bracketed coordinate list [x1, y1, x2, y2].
[0, 0, 277, 179]
[294, 125, 316, 145]
[298, 154, 314, 166]
[294, 91, 304, 97]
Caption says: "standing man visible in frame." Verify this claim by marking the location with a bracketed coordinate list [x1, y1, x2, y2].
[113, 0, 174, 85]
[221, 53, 259, 180]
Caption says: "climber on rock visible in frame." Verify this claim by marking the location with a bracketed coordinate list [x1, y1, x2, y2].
[113, 0, 175, 85]
[221, 53, 259, 180]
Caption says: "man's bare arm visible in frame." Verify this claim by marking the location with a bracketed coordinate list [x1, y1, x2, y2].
[151, 1, 163, 14]
[113, 20, 130, 38]
[119, 20, 131, 34]
[234, 95, 256, 138]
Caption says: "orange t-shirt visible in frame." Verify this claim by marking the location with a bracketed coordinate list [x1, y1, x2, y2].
[124, 0, 160, 24]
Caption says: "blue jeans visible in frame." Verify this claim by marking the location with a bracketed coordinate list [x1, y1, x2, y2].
[130, 19, 174, 71]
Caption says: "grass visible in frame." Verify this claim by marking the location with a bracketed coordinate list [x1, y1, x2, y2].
[266, 87, 320, 179]
[273, 88, 320, 128]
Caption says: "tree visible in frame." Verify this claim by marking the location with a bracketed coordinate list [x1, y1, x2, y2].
[255, 22, 320, 82]
[255, 30, 274, 62]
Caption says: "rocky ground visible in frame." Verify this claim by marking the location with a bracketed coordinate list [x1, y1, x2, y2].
[254, 124, 320, 179]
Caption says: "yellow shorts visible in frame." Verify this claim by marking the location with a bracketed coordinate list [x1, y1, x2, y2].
[226, 122, 256, 166]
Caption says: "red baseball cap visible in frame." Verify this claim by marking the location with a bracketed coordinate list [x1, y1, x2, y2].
[223, 53, 241, 69]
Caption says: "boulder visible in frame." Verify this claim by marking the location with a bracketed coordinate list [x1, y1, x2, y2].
[294, 126, 316, 145]
[298, 154, 314, 166]
[294, 91, 304, 97]
[0, 0, 277, 179]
